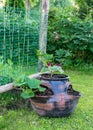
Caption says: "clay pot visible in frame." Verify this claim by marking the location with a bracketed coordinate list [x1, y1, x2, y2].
[31, 74, 81, 117]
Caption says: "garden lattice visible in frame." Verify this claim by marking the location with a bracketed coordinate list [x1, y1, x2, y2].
[0, 6, 40, 66]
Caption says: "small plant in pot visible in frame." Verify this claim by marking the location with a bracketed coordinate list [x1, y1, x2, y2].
[22, 51, 81, 117]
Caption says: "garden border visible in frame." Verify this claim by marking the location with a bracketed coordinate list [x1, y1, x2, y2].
[0, 83, 14, 94]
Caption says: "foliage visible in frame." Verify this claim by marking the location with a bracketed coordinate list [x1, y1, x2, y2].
[0, 65, 37, 107]
[20, 50, 64, 99]
[37, 50, 64, 76]
[0, 76, 13, 86]
[51, 0, 75, 8]
[5, 0, 40, 8]
[55, 49, 72, 67]
[21, 78, 46, 99]
[0, 57, 26, 86]
[20, 49, 64, 99]
[75, 0, 93, 19]
[47, 7, 93, 67]
[0, 57, 45, 99]
[0, 57, 13, 77]
[0, 56, 45, 99]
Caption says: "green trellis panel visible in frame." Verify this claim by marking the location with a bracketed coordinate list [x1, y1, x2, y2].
[0, 7, 40, 66]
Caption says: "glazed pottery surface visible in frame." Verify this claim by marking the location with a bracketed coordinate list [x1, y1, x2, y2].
[31, 74, 81, 117]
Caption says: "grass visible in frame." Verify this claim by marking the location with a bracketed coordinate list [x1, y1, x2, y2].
[0, 69, 93, 130]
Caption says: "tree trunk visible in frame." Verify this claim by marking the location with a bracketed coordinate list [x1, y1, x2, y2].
[38, 0, 50, 71]
[25, 0, 31, 20]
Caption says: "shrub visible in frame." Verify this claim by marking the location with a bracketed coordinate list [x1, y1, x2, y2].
[47, 7, 93, 66]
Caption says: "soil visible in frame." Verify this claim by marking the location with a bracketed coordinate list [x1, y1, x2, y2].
[67, 85, 81, 96]
[35, 84, 80, 97]
[35, 87, 54, 96]
[39, 73, 69, 81]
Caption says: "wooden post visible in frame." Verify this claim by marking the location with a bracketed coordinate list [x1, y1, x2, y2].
[38, 0, 50, 71]
[0, 83, 14, 94]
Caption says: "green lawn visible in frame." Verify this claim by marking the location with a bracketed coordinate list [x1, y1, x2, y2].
[0, 70, 93, 130]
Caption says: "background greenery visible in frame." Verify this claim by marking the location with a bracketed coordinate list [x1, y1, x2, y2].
[47, 1, 93, 67]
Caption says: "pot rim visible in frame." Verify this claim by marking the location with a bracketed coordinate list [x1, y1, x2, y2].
[38, 73, 69, 81]
[31, 92, 81, 99]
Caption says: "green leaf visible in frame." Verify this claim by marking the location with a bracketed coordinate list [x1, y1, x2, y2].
[49, 65, 64, 74]
[14, 82, 26, 87]
[21, 91, 35, 99]
[13, 74, 26, 87]
[41, 67, 48, 73]
[57, 66, 64, 73]
[44, 54, 53, 63]
[26, 78, 41, 89]
[7, 59, 13, 66]
[37, 50, 53, 66]
[38, 86, 46, 92]
[90, 47, 93, 52]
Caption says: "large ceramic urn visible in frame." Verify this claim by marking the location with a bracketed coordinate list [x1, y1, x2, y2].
[30, 74, 81, 117]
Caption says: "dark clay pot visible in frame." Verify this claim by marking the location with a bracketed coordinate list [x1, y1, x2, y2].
[31, 74, 81, 117]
